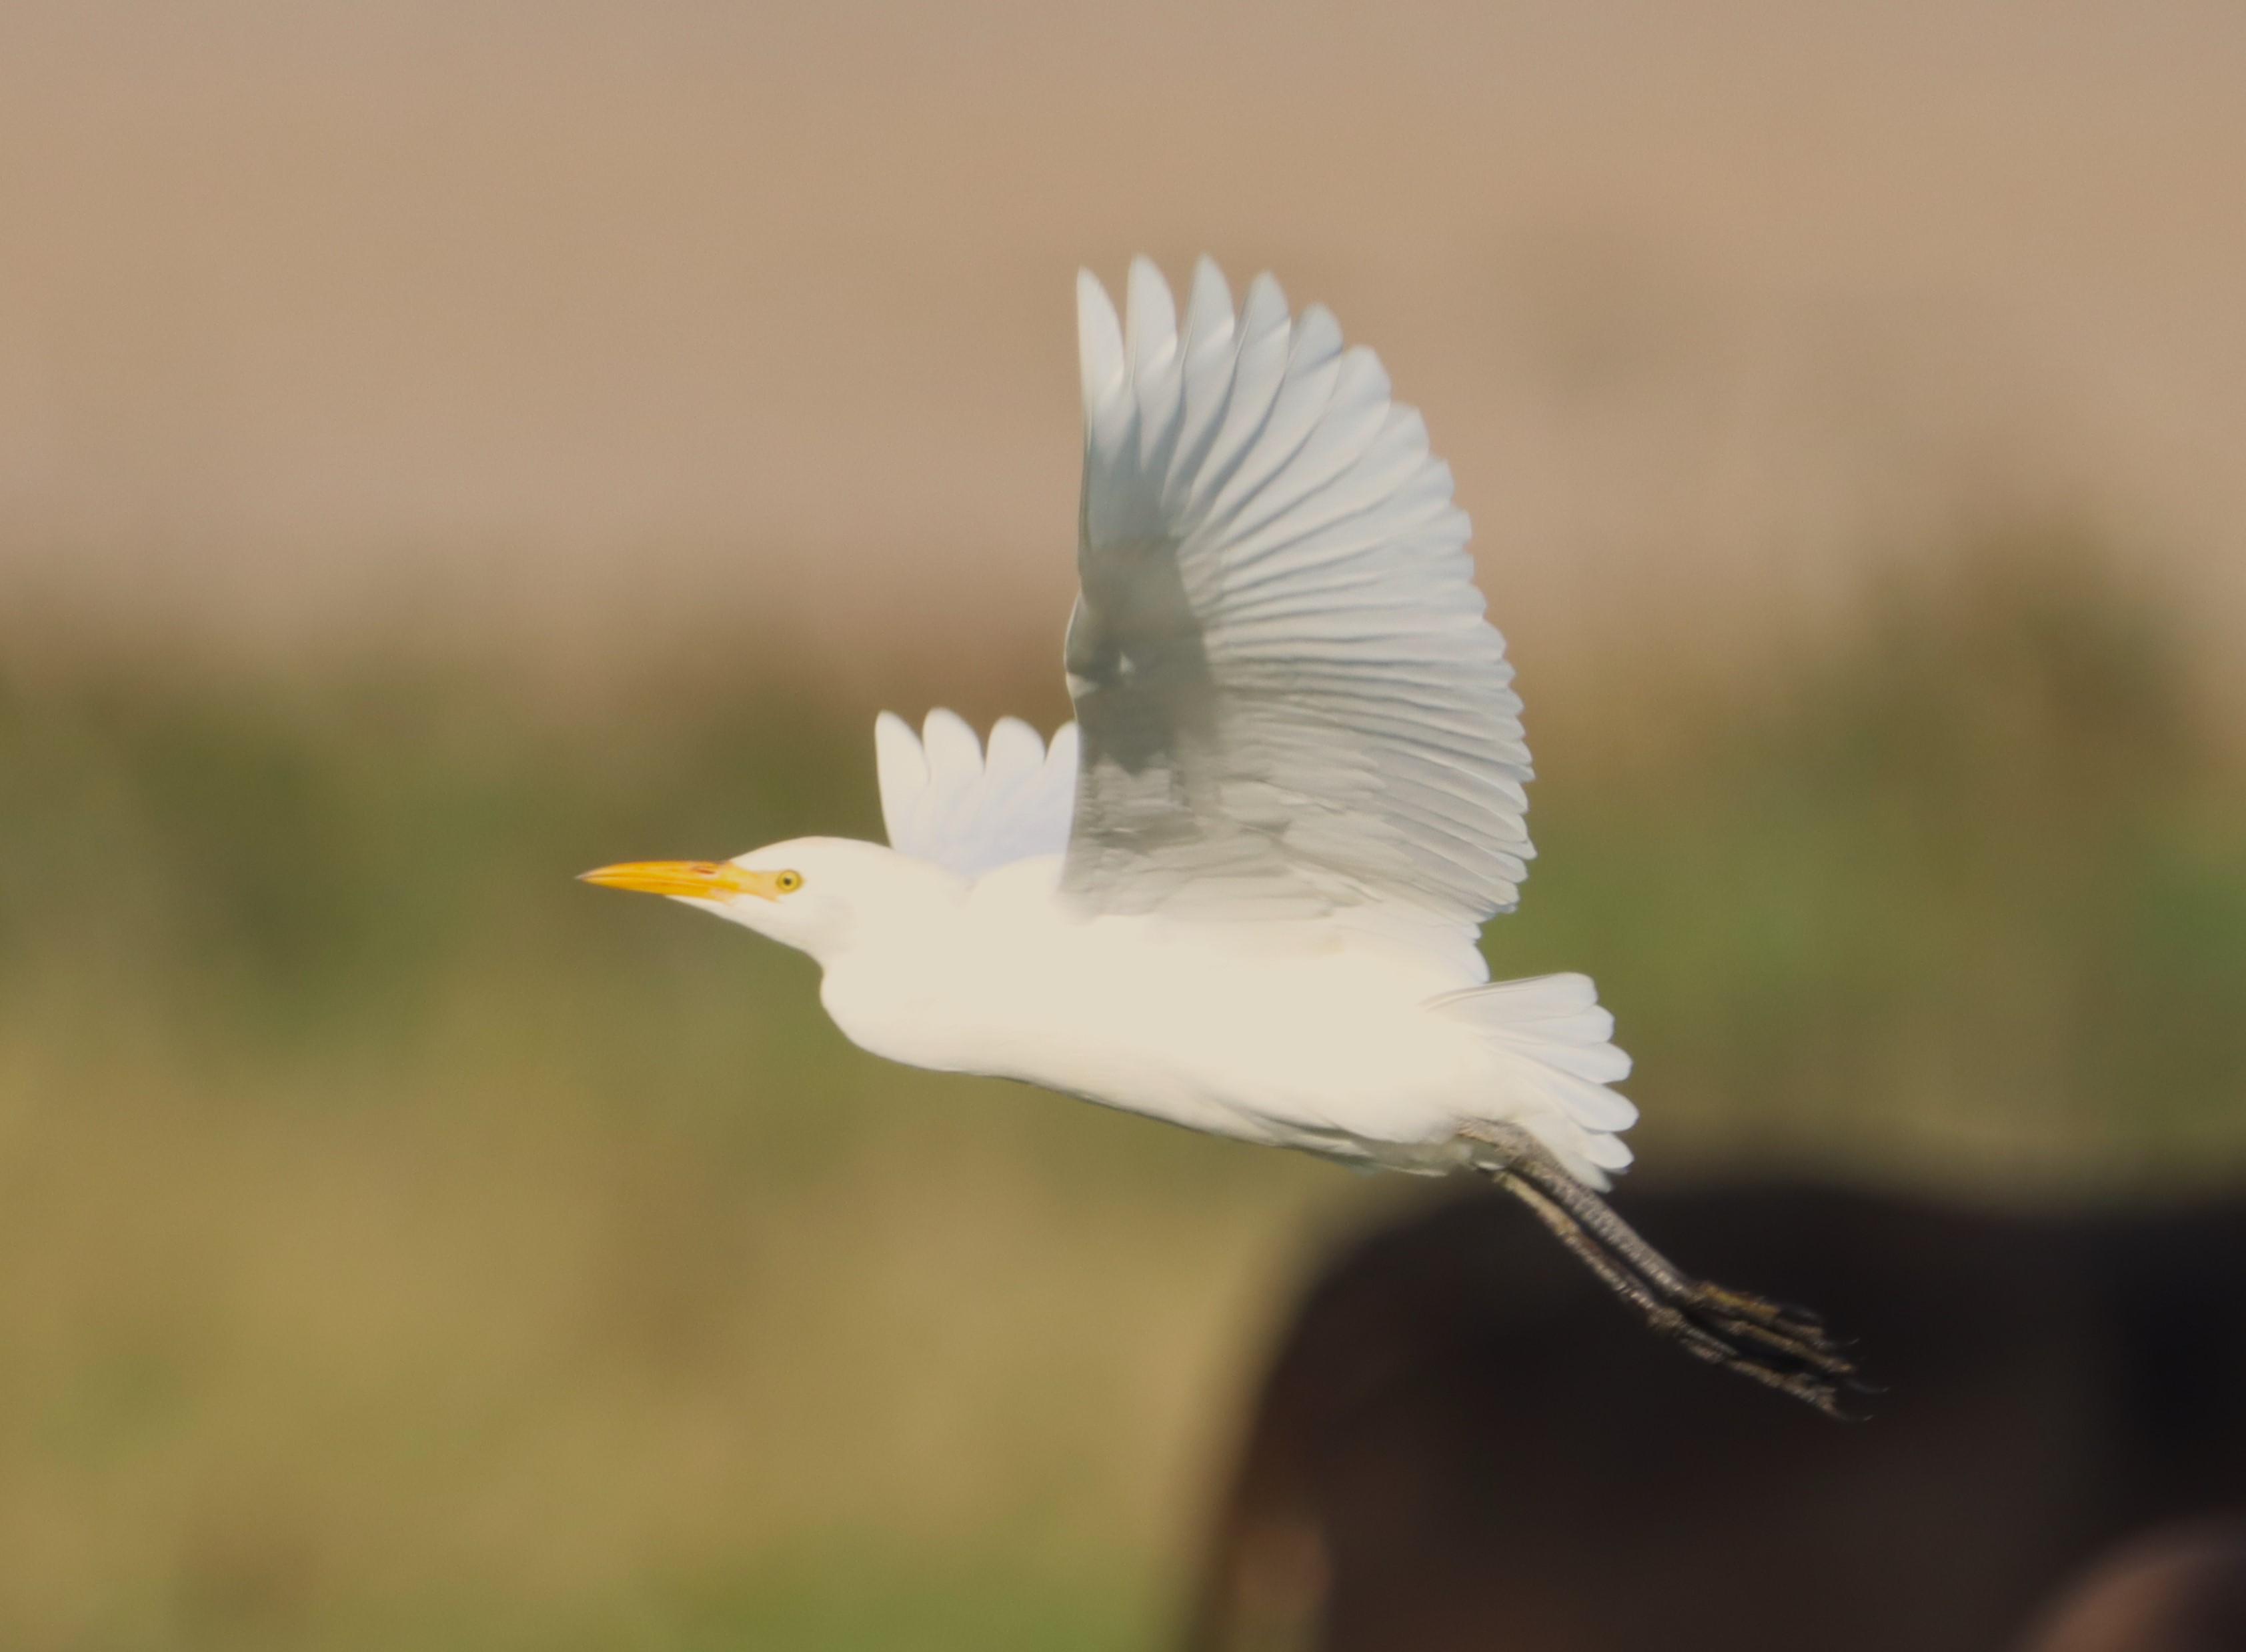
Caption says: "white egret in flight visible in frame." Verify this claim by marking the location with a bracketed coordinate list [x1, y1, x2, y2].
[586, 258, 1854, 1412]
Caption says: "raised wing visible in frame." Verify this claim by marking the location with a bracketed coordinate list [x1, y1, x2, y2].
[876, 709, 1079, 881]
[1061, 257, 1532, 932]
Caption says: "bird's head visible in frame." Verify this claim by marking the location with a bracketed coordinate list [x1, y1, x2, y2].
[579, 836, 952, 965]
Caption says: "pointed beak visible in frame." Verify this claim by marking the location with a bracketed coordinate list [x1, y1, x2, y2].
[577, 860, 786, 901]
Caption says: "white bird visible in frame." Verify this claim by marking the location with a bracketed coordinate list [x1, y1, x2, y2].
[584, 257, 1852, 1411]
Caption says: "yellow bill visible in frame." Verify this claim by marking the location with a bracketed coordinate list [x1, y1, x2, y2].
[577, 860, 792, 901]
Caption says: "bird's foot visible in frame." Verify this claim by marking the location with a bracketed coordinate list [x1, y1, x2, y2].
[1648, 1273, 1859, 1415]
[1460, 1124, 1863, 1417]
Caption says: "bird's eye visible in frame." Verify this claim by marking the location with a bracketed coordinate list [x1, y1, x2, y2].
[775, 870, 803, 893]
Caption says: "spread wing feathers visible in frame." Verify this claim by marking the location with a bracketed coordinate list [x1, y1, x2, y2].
[876, 709, 1080, 881]
[1062, 256, 1534, 931]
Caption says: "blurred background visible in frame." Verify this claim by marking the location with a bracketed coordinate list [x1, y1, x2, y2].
[2, 2, 2244, 1647]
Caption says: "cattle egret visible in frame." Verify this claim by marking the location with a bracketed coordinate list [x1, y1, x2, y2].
[584, 258, 1855, 1412]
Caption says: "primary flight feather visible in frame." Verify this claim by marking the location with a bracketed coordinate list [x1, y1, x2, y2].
[584, 257, 1854, 1412]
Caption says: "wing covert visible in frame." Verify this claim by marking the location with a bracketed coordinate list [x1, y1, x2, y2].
[876, 710, 1078, 881]
[1062, 257, 1533, 933]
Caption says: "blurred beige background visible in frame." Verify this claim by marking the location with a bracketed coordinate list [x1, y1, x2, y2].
[3, 0, 2243, 678]
[1, 7, 2243, 1650]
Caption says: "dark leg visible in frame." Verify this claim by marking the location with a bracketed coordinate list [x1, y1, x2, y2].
[1461, 1123, 1861, 1417]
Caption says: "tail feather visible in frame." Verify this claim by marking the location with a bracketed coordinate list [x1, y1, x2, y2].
[1431, 973, 1638, 1185]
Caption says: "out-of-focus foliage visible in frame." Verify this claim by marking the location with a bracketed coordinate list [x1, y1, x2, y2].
[0, 541, 2239, 1649]
[1494, 540, 2246, 1189]
[0, 640, 1313, 1652]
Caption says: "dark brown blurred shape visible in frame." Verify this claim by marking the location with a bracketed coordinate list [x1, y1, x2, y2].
[1187, 1188, 2246, 1652]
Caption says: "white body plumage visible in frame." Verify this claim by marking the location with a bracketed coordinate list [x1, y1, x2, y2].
[692, 831, 1636, 1185]
[594, 255, 1640, 1187]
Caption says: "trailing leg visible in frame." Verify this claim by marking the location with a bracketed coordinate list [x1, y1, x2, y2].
[1460, 1122, 1861, 1417]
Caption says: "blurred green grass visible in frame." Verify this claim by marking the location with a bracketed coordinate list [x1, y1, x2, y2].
[0, 540, 2241, 1649]
[1499, 540, 2246, 1187]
